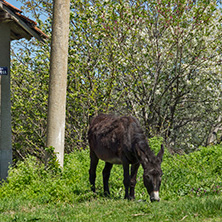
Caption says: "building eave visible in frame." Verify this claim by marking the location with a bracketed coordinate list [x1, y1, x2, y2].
[0, 0, 48, 42]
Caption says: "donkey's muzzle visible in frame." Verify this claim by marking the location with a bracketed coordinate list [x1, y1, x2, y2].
[150, 191, 160, 202]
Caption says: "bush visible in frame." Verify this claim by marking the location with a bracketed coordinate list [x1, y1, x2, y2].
[0, 142, 221, 204]
[162, 144, 222, 199]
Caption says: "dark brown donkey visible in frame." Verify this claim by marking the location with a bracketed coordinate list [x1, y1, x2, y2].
[88, 114, 164, 202]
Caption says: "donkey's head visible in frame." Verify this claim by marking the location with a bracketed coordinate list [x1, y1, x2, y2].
[142, 144, 164, 202]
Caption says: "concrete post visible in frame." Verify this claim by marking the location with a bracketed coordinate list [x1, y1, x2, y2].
[46, 0, 70, 167]
[0, 23, 12, 180]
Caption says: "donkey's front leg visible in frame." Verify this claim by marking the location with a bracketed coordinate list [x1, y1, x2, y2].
[130, 163, 140, 199]
[122, 161, 130, 199]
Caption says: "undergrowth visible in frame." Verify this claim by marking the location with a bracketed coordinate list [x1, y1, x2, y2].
[0, 138, 221, 203]
[0, 138, 221, 221]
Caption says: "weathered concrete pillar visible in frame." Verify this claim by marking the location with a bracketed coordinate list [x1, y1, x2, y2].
[46, 0, 70, 167]
[0, 23, 12, 180]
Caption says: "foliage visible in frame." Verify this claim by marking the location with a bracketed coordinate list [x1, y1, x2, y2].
[10, 0, 222, 161]
[11, 41, 50, 161]
[68, 0, 222, 151]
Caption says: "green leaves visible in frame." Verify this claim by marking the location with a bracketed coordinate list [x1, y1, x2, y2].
[11, 0, 222, 158]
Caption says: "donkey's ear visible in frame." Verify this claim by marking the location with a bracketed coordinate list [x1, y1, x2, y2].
[157, 144, 164, 162]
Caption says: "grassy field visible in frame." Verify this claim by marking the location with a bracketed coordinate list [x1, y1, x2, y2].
[0, 139, 222, 221]
[1, 195, 222, 221]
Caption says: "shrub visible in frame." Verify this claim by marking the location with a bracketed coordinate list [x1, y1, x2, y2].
[0, 142, 221, 204]
[162, 144, 222, 199]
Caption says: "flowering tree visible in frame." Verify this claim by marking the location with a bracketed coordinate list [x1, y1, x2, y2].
[68, 0, 222, 151]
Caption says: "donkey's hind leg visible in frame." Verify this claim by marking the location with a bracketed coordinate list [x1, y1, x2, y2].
[89, 150, 99, 192]
[103, 162, 113, 196]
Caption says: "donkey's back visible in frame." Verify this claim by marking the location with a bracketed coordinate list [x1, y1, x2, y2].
[88, 113, 144, 164]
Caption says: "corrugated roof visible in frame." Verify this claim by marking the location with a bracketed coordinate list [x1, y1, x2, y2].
[0, 0, 48, 41]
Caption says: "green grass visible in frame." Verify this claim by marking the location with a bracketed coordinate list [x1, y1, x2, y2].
[0, 196, 222, 221]
[0, 140, 222, 221]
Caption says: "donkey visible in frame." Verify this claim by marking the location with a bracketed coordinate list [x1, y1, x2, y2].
[88, 114, 164, 202]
